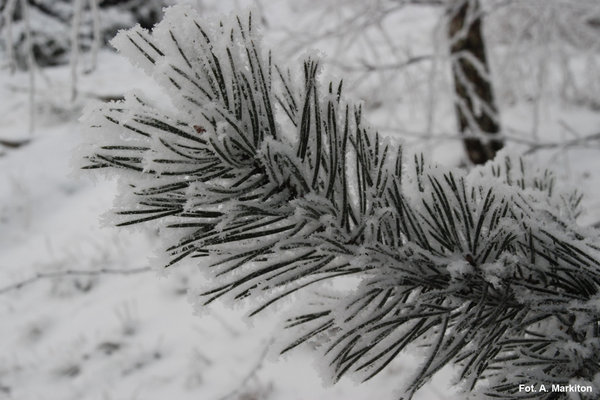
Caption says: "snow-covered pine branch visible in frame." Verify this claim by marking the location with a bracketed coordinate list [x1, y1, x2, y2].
[81, 5, 600, 399]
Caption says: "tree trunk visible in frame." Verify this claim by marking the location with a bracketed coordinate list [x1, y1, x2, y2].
[448, 0, 503, 165]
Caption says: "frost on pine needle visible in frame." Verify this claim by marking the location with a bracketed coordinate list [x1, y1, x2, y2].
[81, 5, 600, 399]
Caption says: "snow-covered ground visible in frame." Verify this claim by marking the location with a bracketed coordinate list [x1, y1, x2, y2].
[1, 1, 599, 400]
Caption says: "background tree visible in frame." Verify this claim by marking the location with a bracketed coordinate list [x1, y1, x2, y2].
[447, 0, 502, 164]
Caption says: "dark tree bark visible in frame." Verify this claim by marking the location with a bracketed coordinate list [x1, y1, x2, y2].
[448, 0, 503, 165]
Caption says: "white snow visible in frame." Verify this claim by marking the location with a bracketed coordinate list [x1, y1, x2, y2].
[1, 1, 599, 399]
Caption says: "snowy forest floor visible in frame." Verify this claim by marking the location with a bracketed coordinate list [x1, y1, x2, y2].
[1, 1, 600, 400]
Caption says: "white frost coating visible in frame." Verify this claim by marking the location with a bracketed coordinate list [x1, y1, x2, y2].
[447, 259, 473, 278]
[110, 24, 159, 75]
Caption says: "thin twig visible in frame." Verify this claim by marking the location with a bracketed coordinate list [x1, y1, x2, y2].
[21, 0, 35, 135]
[2, 0, 18, 73]
[0, 138, 31, 149]
[0, 267, 152, 296]
[70, 0, 83, 102]
[333, 54, 434, 72]
[4, 83, 124, 103]
[524, 131, 600, 155]
[87, 0, 100, 73]
[217, 337, 274, 400]
[372, 124, 600, 152]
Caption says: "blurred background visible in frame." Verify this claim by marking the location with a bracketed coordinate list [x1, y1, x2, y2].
[1, 1, 599, 399]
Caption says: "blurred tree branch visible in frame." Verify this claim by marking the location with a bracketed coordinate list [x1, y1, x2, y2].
[0, 267, 152, 295]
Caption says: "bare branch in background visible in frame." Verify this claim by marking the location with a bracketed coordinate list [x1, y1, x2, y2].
[87, 0, 100, 73]
[332, 54, 433, 72]
[0, 138, 31, 149]
[21, 0, 35, 136]
[217, 338, 274, 400]
[70, 0, 83, 102]
[372, 123, 600, 155]
[2, 0, 18, 73]
[0, 267, 152, 296]
[524, 132, 600, 155]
